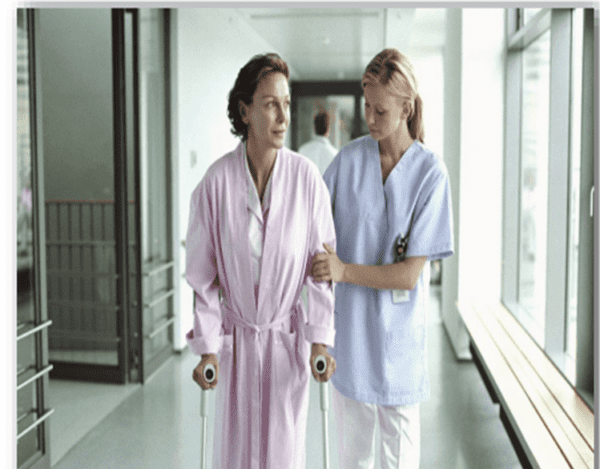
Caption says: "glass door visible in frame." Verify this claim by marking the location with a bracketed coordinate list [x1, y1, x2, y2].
[122, 9, 174, 383]
[27, 8, 173, 390]
[17, 9, 53, 469]
[39, 8, 127, 383]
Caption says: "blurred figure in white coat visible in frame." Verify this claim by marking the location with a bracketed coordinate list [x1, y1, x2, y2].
[298, 111, 338, 175]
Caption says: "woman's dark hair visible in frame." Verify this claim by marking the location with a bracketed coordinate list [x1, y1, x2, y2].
[227, 53, 290, 141]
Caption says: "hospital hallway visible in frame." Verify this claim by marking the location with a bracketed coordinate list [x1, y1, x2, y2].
[12, 6, 596, 469]
[50, 286, 521, 469]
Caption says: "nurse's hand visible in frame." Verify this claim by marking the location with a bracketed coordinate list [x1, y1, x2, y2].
[310, 343, 336, 382]
[311, 243, 345, 283]
[193, 354, 219, 390]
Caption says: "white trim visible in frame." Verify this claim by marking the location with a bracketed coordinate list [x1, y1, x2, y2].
[544, 9, 572, 354]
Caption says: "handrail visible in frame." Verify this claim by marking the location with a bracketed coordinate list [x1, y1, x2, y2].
[17, 320, 52, 342]
[17, 409, 55, 441]
[144, 289, 175, 309]
[147, 317, 175, 339]
[143, 261, 174, 277]
[17, 365, 54, 391]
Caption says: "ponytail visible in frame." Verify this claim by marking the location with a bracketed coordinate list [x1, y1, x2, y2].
[408, 94, 424, 143]
[363, 48, 425, 143]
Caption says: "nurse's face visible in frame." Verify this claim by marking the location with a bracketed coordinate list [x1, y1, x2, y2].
[242, 72, 290, 152]
[363, 83, 408, 142]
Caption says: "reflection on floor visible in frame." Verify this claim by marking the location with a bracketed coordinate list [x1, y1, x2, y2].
[48, 379, 139, 466]
[51, 286, 521, 468]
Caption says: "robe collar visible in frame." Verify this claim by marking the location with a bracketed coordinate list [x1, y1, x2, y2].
[234, 141, 285, 318]
[242, 141, 273, 221]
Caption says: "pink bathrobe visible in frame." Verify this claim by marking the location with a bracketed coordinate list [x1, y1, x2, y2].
[185, 142, 336, 469]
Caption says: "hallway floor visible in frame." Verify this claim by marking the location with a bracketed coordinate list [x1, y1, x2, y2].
[51, 287, 521, 468]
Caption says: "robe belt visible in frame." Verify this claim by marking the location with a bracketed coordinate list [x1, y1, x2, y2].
[224, 309, 290, 336]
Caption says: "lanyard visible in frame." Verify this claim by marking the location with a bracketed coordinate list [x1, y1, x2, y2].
[394, 210, 415, 262]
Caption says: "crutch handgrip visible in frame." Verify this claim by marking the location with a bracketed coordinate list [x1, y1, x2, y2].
[315, 355, 330, 411]
[315, 355, 327, 374]
[201, 364, 215, 418]
[204, 363, 216, 383]
[315, 355, 330, 469]
[200, 363, 216, 469]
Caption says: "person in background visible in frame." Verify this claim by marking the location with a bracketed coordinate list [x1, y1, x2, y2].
[186, 53, 336, 469]
[311, 48, 454, 468]
[298, 110, 338, 176]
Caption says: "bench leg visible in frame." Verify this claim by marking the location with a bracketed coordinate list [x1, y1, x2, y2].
[469, 342, 499, 404]
[500, 407, 534, 469]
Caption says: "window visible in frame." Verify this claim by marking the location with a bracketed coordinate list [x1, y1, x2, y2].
[503, 8, 594, 404]
[522, 8, 543, 26]
[517, 29, 550, 344]
[565, 8, 584, 382]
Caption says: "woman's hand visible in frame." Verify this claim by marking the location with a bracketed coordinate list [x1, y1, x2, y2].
[311, 243, 346, 283]
[310, 343, 336, 382]
[193, 354, 219, 390]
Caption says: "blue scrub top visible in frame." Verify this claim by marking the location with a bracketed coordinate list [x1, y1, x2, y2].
[324, 135, 454, 406]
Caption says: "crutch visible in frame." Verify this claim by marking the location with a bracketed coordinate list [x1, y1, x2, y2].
[200, 363, 216, 469]
[315, 355, 330, 469]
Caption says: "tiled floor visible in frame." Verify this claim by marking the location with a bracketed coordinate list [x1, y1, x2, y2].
[51, 286, 521, 468]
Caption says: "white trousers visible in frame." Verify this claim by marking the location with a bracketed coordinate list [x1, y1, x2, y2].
[333, 386, 420, 469]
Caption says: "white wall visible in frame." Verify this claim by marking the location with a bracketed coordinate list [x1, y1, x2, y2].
[172, 8, 287, 350]
[458, 9, 504, 304]
[442, 9, 505, 359]
[411, 53, 444, 159]
[441, 9, 464, 358]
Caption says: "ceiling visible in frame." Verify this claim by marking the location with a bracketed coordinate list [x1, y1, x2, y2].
[235, 7, 447, 81]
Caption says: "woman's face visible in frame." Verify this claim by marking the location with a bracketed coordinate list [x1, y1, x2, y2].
[242, 72, 290, 152]
[363, 82, 407, 142]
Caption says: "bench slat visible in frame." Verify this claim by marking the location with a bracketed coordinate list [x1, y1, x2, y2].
[490, 302, 594, 450]
[475, 303, 593, 468]
[459, 302, 571, 469]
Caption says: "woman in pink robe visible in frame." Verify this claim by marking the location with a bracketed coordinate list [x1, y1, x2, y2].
[185, 53, 337, 469]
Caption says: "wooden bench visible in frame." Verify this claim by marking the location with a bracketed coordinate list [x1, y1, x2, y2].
[457, 301, 594, 469]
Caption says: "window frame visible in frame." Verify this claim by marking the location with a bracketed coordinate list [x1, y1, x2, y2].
[502, 7, 594, 407]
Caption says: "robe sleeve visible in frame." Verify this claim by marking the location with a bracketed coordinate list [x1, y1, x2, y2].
[303, 169, 337, 348]
[185, 176, 224, 356]
[406, 166, 454, 261]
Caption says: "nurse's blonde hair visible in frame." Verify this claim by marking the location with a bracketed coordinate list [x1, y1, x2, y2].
[362, 48, 424, 143]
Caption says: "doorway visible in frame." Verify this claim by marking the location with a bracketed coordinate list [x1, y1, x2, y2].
[290, 81, 366, 152]
[16, 8, 176, 468]
[37, 8, 175, 386]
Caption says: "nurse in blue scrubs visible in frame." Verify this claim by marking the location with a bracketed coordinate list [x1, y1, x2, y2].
[311, 48, 454, 468]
